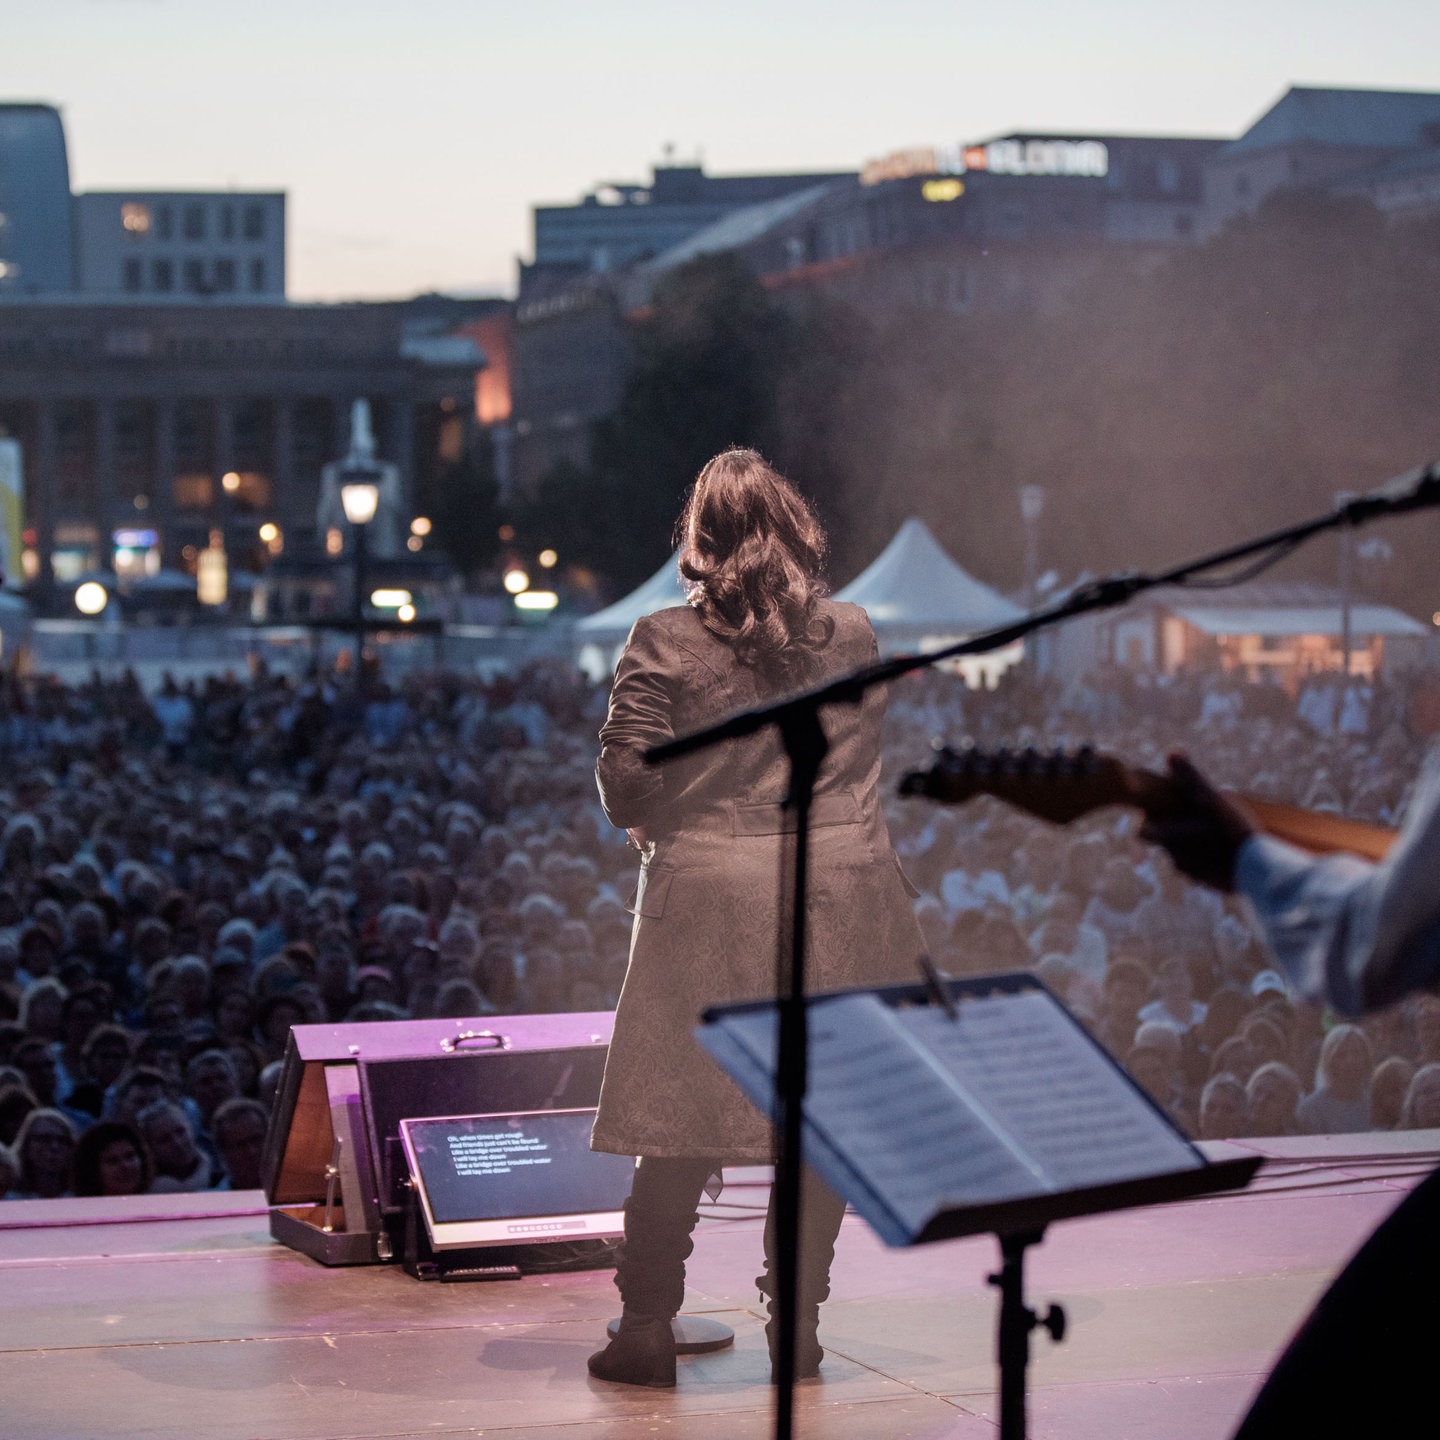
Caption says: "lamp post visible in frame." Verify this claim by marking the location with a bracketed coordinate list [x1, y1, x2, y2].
[1019, 485, 1045, 609]
[340, 470, 380, 687]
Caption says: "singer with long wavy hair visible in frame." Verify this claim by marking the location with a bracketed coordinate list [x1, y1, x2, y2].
[586, 447, 923, 1388]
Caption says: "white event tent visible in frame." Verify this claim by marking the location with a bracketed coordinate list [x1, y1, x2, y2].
[574, 520, 1027, 685]
[835, 518, 1025, 684]
[574, 550, 687, 679]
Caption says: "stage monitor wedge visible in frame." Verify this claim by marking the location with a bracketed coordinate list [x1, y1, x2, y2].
[262, 1013, 614, 1266]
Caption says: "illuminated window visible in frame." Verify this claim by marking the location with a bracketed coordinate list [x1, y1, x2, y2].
[123, 258, 143, 293]
[227, 471, 271, 510]
[184, 203, 206, 240]
[173, 473, 215, 509]
[121, 203, 151, 236]
[243, 204, 265, 240]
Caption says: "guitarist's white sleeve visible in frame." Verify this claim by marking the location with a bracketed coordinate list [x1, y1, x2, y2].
[1235, 745, 1440, 1016]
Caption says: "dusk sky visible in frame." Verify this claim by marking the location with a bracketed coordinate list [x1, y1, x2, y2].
[6, 0, 1439, 300]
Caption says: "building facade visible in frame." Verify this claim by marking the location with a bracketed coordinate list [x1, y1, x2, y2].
[522, 161, 855, 299]
[1201, 86, 1440, 236]
[0, 300, 487, 595]
[74, 192, 286, 299]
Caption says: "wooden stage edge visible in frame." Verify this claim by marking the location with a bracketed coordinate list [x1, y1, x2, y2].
[2, 1132, 1436, 1440]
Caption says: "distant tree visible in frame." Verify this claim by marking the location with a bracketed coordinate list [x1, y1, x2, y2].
[428, 434, 502, 579]
[518, 254, 794, 592]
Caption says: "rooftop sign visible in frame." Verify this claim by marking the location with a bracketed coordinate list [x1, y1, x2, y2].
[862, 138, 1109, 186]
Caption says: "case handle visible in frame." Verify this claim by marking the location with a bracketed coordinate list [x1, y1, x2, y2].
[440, 1028, 510, 1053]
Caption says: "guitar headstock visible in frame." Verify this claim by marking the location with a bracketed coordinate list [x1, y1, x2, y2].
[899, 743, 1161, 826]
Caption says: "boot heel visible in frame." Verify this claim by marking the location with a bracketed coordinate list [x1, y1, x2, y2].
[588, 1318, 677, 1388]
[765, 1314, 823, 1384]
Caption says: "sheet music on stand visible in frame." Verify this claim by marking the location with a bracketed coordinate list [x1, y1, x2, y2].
[698, 972, 1260, 1247]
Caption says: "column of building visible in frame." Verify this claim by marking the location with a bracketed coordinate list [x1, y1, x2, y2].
[212, 396, 235, 550]
[151, 398, 176, 567]
[92, 397, 117, 571]
[32, 402, 57, 585]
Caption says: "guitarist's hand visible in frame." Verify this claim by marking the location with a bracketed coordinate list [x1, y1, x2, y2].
[1140, 753, 1256, 893]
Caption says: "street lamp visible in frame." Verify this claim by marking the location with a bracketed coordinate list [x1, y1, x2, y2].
[340, 472, 381, 686]
[1019, 485, 1045, 609]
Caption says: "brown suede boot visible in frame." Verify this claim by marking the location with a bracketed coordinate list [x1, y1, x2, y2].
[587, 1164, 709, 1388]
[587, 1312, 676, 1388]
[757, 1171, 846, 1384]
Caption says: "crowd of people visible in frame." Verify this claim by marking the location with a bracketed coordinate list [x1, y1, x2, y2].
[1, 651, 1438, 1201]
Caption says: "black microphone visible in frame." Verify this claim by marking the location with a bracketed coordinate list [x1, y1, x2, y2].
[1339, 462, 1440, 522]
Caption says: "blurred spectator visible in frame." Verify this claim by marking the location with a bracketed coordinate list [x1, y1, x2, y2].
[1247, 1062, 1303, 1136]
[1370, 1056, 1416, 1131]
[212, 1097, 269, 1191]
[1297, 1025, 1374, 1134]
[10, 1107, 77, 1198]
[138, 1100, 217, 1193]
[1399, 1063, 1440, 1129]
[73, 1120, 152, 1197]
[1199, 1074, 1249, 1140]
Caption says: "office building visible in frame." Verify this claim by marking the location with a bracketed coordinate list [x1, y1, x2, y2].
[0, 103, 77, 295]
[74, 192, 286, 299]
[522, 160, 855, 300]
[1202, 86, 1440, 235]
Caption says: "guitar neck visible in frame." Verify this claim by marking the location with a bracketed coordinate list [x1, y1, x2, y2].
[900, 746, 1397, 862]
[1236, 795, 1393, 862]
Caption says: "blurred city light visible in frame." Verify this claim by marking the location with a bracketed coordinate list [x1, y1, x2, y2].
[504, 569, 529, 594]
[411, 516, 432, 536]
[371, 588, 412, 608]
[538, 548, 558, 568]
[74, 581, 108, 615]
[922, 178, 964, 202]
[514, 590, 558, 611]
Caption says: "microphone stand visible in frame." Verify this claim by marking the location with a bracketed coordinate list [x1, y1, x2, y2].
[644, 461, 1440, 1440]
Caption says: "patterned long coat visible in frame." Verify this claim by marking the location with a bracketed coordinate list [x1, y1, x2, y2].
[591, 598, 925, 1160]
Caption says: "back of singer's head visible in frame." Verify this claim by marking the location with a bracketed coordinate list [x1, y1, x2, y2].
[677, 448, 833, 684]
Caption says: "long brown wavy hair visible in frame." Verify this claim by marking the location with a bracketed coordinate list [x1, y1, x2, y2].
[677, 448, 834, 685]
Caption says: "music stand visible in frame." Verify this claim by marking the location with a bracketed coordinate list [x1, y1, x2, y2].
[698, 973, 1261, 1440]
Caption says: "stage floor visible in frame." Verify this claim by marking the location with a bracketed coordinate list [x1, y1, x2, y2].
[1, 1133, 1434, 1440]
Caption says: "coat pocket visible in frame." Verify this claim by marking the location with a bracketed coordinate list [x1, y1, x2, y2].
[627, 866, 675, 918]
